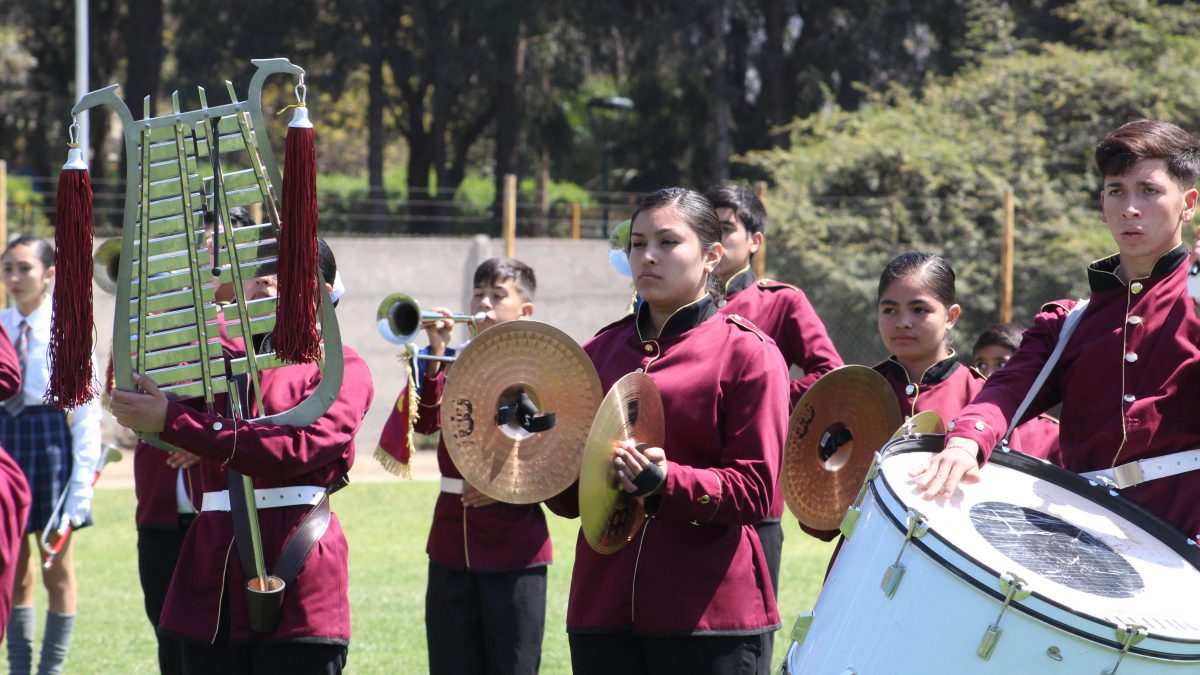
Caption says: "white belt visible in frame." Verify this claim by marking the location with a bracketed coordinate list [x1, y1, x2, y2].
[440, 477, 464, 495]
[201, 486, 326, 512]
[1082, 449, 1200, 490]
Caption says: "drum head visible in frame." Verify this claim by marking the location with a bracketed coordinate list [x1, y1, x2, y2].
[878, 439, 1200, 643]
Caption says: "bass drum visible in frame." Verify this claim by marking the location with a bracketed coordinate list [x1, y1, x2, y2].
[782, 435, 1200, 674]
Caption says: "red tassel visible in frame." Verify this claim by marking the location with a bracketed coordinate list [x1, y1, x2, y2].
[45, 156, 96, 409]
[272, 108, 322, 364]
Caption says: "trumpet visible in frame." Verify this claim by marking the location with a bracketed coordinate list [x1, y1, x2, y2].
[376, 293, 485, 347]
[93, 238, 122, 294]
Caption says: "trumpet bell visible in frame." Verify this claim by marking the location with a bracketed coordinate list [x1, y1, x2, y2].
[377, 293, 422, 345]
[93, 238, 122, 294]
[376, 293, 487, 345]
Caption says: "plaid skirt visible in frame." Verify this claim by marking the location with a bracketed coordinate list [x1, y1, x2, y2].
[0, 405, 88, 534]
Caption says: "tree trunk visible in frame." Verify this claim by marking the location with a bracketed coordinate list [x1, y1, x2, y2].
[710, 0, 732, 185]
[492, 20, 527, 236]
[366, 40, 388, 231]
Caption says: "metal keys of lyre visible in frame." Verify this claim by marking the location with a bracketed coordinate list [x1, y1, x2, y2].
[880, 508, 927, 598]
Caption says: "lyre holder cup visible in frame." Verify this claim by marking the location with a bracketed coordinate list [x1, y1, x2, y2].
[245, 575, 286, 633]
[376, 292, 485, 345]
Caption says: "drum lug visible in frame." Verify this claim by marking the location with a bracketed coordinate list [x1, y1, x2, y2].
[881, 509, 927, 598]
[840, 454, 881, 539]
[1101, 623, 1148, 675]
[976, 572, 1032, 660]
[789, 613, 814, 646]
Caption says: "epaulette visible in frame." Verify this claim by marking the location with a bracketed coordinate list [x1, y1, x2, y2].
[725, 314, 768, 342]
[594, 312, 636, 337]
[757, 279, 800, 292]
[1040, 299, 1076, 314]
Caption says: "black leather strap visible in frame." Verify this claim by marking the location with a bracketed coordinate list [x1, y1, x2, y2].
[494, 389, 556, 433]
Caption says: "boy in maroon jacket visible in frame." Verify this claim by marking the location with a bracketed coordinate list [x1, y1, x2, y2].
[705, 184, 842, 671]
[918, 119, 1200, 543]
[419, 257, 550, 675]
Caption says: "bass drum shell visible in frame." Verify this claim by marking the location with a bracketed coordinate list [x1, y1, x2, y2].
[783, 435, 1200, 674]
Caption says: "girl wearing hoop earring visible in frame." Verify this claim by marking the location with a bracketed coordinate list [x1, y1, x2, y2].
[548, 187, 790, 675]
[1, 235, 103, 675]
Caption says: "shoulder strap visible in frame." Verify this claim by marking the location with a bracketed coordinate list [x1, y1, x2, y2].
[1000, 300, 1089, 447]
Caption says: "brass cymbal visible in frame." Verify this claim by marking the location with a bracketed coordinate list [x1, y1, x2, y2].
[579, 372, 663, 554]
[441, 320, 602, 504]
[783, 365, 902, 531]
[891, 410, 945, 439]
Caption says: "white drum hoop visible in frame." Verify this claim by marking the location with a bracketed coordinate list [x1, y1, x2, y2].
[873, 435, 1200, 660]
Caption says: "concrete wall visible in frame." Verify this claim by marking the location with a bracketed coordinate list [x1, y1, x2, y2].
[92, 235, 634, 471]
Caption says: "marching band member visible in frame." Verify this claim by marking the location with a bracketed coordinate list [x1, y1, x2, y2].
[707, 184, 842, 404]
[549, 187, 790, 675]
[971, 323, 1061, 462]
[1, 236, 102, 675]
[0, 321, 29, 644]
[415, 257, 551, 675]
[704, 184, 841, 671]
[917, 119, 1200, 544]
[111, 239, 372, 675]
[874, 252, 986, 424]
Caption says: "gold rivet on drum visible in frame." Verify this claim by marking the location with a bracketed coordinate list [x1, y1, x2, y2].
[1046, 646, 1063, 661]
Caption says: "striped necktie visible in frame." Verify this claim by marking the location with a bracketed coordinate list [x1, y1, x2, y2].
[5, 320, 29, 416]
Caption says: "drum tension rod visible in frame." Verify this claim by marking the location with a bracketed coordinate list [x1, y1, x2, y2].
[976, 572, 1031, 660]
[881, 509, 927, 599]
[1102, 623, 1148, 675]
[839, 453, 881, 539]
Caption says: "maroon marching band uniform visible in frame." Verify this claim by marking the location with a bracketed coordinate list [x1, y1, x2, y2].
[719, 268, 843, 407]
[0, 323, 28, 642]
[946, 245, 1200, 540]
[416, 369, 552, 571]
[156, 346, 373, 646]
[875, 354, 986, 423]
[548, 295, 789, 636]
[133, 443, 200, 528]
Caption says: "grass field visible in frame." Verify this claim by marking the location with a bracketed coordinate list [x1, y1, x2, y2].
[52, 480, 835, 674]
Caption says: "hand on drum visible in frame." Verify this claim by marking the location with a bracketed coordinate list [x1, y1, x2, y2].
[910, 439, 981, 499]
[614, 440, 667, 499]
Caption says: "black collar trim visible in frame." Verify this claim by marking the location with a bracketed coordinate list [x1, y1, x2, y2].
[724, 266, 755, 297]
[1087, 244, 1187, 293]
[636, 294, 717, 340]
[879, 353, 961, 386]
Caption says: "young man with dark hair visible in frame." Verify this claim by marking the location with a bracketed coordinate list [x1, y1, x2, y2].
[705, 183, 842, 673]
[918, 119, 1200, 544]
[417, 256, 549, 675]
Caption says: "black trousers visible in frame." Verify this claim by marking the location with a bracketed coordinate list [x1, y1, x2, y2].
[137, 518, 194, 675]
[176, 583, 347, 675]
[754, 519, 784, 675]
[569, 631, 762, 675]
[425, 562, 547, 675]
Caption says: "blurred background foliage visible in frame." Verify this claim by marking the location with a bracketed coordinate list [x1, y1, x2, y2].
[2, 0, 1200, 362]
